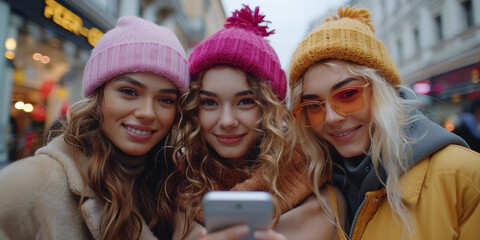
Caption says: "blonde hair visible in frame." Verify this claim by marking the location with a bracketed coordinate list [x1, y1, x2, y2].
[289, 60, 421, 237]
[173, 68, 295, 239]
[63, 85, 178, 240]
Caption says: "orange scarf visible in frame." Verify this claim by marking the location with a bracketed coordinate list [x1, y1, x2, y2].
[178, 145, 326, 224]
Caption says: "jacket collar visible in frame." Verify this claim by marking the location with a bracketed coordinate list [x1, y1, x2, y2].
[36, 136, 96, 197]
[81, 198, 157, 240]
[399, 155, 429, 207]
[37, 137, 158, 239]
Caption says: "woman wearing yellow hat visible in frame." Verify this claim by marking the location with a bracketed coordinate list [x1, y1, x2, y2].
[288, 6, 480, 240]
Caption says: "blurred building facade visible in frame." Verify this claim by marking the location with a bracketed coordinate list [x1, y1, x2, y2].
[0, 0, 225, 163]
[311, 0, 480, 130]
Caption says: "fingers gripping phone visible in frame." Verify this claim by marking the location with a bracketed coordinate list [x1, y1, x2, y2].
[203, 191, 273, 240]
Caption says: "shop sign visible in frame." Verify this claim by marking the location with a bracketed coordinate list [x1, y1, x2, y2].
[4, 0, 108, 50]
[44, 0, 103, 47]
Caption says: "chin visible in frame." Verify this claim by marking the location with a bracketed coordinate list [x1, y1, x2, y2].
[336, 146, 365, 158]
[218, 152, 242, 159]
[339, 151, 363, 158]
[122, 145, 152, 156]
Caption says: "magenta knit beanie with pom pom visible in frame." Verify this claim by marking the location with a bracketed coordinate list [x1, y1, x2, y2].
[188, 5, 286, 100]
[83, 16, 189, 97]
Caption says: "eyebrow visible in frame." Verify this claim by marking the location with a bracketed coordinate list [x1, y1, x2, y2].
[199, 89, 254, 97]
[115, 76, 179, 95]
[301, 77, 359, 101]
[331, 77, 358, 91]
[115, 76, 145, 88]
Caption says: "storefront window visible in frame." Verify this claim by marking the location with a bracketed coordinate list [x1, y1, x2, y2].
[414, 64, 480, 131]
[7, 14, 85, 160]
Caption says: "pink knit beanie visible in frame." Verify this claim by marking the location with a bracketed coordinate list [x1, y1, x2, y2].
[83, 16, 189, 97]
[189, 5, 286, 100]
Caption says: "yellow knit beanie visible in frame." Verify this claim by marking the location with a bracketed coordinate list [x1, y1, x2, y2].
[289, 6, 401, 88]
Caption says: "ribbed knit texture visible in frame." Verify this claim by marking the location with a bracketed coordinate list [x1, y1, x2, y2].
[189, 5, 287, 100]
[83, 16, 189, 97]
[178, 145, 321, 224]
[289, 6, 401, 88]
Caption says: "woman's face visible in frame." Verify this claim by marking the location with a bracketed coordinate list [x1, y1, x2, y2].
[301, 60, 372, 158]
[101, 72, 178, 156]
[198, 66, 260, 164]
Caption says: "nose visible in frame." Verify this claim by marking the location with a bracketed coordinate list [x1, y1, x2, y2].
[323, 103, 345, 126]
[218, 106, 238, 129]
[134, 98, 156, 122]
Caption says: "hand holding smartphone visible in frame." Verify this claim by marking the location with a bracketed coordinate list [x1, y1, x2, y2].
[202, 191, 273, 240]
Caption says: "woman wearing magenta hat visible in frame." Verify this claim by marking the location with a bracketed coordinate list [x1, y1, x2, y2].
[0, 16, 189, 240]
[289, 6, 480, 239]
[171, 5, 343, 240]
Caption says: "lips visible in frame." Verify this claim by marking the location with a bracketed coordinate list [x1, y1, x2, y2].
[330, 126, 361, 141]
[215, 134, 244, 144]
[123, 124, 155, 141]
[125, 125, 152, 135]
[332, 128, 356, 137]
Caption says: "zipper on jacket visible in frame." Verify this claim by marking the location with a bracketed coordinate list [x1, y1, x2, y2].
[349, 196, 367, 239]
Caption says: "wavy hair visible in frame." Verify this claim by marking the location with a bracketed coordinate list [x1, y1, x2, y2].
[289, 60, 421, 236]
[63, 85, 178, 240]
[172, 67, 295, 238]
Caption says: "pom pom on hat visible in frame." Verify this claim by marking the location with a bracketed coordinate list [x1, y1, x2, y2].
[224, 6, 274, 37]
[324, 6, 374, 32]
[83, 16, 189, 97]
[189, 5, 286, 100]
[289, 6, 401, 88]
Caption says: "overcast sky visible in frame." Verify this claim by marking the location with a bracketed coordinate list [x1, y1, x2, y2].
[220, 0, 349, 70]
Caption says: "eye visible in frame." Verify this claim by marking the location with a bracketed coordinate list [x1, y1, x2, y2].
[158, 97, 177, 105]
[238, 98, 255, 106]
[119, 88, 137, 96]
[335, 88, 361, 101]
[201, 98, 217, 107]
[304, 102, 323, 113]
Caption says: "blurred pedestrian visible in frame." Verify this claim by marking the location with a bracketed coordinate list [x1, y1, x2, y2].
[6, 115, 18, 161]
[453, 98, 480, 152]
[0, 16, 189, 240]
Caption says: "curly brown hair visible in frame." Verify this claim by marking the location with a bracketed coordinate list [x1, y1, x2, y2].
[171, 67, 296, 239]
[63, 85, 178, 240]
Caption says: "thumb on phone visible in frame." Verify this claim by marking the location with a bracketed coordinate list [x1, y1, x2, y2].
[254, 230, 287, 240]
[200, 225, 250, 240]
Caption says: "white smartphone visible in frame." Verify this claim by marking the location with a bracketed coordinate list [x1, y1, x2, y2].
[202, 191, 273, 240]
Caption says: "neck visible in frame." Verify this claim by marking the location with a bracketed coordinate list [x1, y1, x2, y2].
[115, 149, 147, 178]
[209, 146, 257, 169]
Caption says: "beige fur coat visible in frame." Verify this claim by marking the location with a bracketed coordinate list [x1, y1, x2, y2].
[0, 137, 157, 240]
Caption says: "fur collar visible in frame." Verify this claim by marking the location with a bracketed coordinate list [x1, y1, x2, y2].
[36, 136, 157, 239]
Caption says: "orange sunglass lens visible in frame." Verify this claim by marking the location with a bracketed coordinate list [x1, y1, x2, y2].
[305, 104, 325, 126]
[294, 102, 325, 126]
[294, 85, 367, 127]
[329, 88, 365, 115]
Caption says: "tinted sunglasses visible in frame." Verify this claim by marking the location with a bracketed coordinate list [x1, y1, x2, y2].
[293, 82, 371, 127]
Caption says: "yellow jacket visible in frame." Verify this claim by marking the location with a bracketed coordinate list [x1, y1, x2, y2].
[335, 144, 480, 240]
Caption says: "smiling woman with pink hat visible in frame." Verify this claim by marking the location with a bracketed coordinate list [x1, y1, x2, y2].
[0, 16, 189, 240]
[171, 5, 343, 240]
